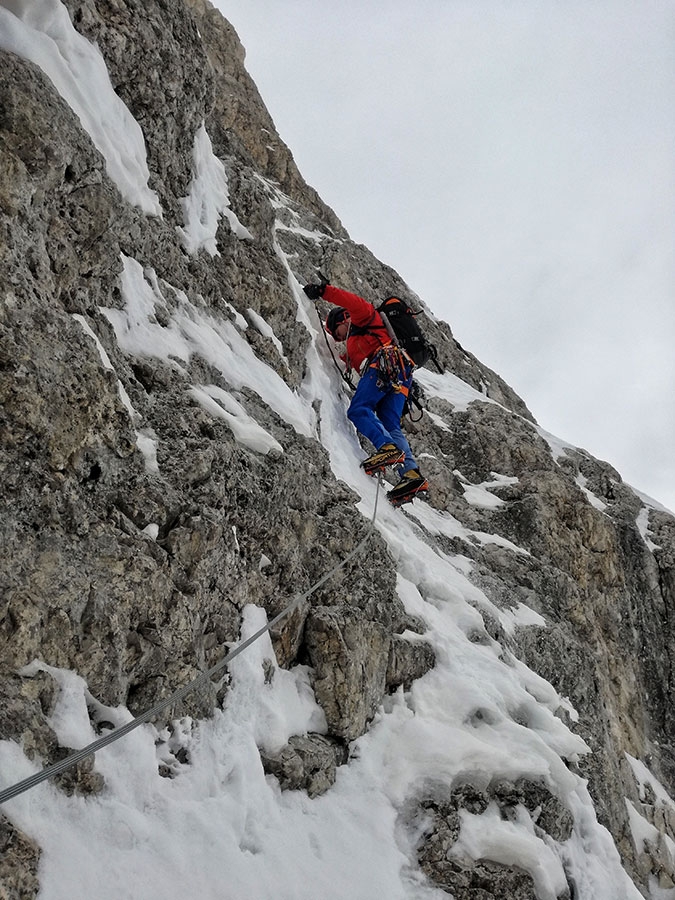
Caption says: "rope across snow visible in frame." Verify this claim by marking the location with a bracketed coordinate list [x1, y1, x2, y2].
[0, 478, 383, 806]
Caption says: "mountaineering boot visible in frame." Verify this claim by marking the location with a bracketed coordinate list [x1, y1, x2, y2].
[387, 468, 429, 507]
[360, 443, 406, 475]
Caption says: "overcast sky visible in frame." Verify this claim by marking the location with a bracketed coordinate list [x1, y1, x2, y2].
[214, 0, 675, 514]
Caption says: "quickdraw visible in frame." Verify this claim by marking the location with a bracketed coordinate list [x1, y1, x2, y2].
[403, 378, 425, 422]
[370, 344, 412, 394]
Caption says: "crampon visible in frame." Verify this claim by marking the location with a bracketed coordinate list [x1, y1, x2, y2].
[387, 470, 429, 507]
[360, 443, 406, 476]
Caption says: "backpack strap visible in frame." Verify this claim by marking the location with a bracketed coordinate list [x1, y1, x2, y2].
[347, 307, 389, 341]
[345, 307, 393, 374]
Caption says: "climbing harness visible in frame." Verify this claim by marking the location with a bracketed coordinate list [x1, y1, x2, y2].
[317, 306, 409, 398]
[0, 477, 384, 806]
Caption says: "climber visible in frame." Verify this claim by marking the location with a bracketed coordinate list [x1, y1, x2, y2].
[303, 280, 429, 506]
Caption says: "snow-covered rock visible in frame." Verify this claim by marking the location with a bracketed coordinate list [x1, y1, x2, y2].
[0, 1, 674, 898]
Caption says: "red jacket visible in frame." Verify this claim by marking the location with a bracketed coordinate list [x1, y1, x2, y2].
[322, 285, 390, 372]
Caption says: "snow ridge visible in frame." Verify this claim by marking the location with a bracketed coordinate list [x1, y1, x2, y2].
[0, 0, 162, 215]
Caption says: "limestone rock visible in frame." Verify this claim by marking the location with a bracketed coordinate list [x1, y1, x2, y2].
[0, 817, 40, 900]
[260, 734, 348, 798]
[304, 606, 392, 741]
[386, 634, 436, 691]
[416, 781, 573, 899]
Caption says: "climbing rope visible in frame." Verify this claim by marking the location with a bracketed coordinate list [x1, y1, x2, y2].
[316, 302, 356, 393]
[0, 477, 383, 806]
[313, 269, 356, 392]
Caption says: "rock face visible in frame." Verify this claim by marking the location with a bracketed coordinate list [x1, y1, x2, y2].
[0, 2, 674, 898]
[417, 780, 574, 899]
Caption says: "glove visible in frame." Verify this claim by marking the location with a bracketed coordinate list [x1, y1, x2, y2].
[303, 282, 325, 301]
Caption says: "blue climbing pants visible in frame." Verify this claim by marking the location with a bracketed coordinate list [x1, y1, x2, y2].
[347, 361, 417, 473]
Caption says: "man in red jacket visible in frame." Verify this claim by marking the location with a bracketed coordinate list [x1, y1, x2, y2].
[304, 280, 428, 506]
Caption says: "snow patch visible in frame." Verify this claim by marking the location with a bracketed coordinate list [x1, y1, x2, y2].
[190, 385, 283, 456]
[451, 802, 568, 900]
[407, 500, 529, 556]
[246, 307, 290, 369]
[636, 507, 660, 551]
[415, 368, 496, 413]
[135, 428, 160, 475]
[575, 473, 607, 511]
[499, 602, 547, 634]
[72, 313, 160, 474]
[536, 425, 578, 463]
[626, 755, 675, 811]
[103, 255, 315, 438]
[178, 123, 253, 254]
[72, 314, 136, 419]
[0, 0, 161, 215]
[425, 410, 452, 432]
[229, 605, 327, 753]
[456, 470, 518, 509]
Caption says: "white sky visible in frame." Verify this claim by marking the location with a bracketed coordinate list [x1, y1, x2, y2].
[214, 0, 675, 514]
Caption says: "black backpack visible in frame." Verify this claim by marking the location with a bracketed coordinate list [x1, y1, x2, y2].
[376, 297, 437, 368]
